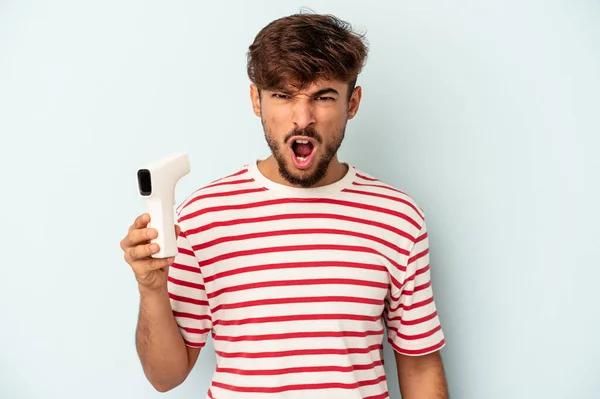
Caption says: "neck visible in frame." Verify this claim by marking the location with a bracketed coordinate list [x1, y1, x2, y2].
[258, 155, 348, 188]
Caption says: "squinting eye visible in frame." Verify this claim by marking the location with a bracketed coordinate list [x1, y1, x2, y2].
[317, 97, 335, 101]
[272, 94, 290, 99]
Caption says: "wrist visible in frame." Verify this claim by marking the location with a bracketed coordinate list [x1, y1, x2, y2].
[138, 283, 169, 298]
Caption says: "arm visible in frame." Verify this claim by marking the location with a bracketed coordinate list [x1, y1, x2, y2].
[136, 285, 201, 392]
[384, 217, 448, 397]
[122, 214, 211, 392]
[394, 350, 448, 399]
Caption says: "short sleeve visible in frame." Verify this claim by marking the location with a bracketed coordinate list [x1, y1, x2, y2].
[384, 219, 446, 356]
[167, 229, 212, 348]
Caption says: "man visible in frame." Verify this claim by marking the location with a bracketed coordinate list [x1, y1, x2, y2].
[120, 12, 448, 399]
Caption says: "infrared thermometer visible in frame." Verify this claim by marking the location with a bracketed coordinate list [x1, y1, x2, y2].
[136, 153, 190, 258]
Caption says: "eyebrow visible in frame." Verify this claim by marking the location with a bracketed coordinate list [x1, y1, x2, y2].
[276, 87, 340, 97]
[310, 88, 340, 97]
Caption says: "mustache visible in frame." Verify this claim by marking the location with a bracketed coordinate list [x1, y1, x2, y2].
[284, 126, 323, 144]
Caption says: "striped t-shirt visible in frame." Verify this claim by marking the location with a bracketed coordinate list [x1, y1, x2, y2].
[167, 161, 446, 399]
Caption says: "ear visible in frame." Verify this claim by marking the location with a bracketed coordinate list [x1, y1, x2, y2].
[250, 84, 261, 117]
[347, 86, 362, 120]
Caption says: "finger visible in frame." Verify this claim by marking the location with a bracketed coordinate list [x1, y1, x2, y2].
[122, 227, 156, 250]
[147, 256, 176, 270]
[174, 224, 181, 237]
[128, 242, 159, 261]
[129, 213, 149, 232]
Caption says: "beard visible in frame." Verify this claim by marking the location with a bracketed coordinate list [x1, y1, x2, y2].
[262, 120, 346, 188]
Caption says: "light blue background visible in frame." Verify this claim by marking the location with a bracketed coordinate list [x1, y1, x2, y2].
[1, 1, 599, 398]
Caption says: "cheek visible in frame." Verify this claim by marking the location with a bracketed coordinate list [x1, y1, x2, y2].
[271, 109, 293, 125]
[263, 106, 285, 121]
[316, 105, 346, 122]
[316, 112, 346, 134]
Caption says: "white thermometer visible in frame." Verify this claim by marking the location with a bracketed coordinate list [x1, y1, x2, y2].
[136, 153, 190, 258]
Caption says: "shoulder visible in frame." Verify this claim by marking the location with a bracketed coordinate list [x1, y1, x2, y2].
[349, 166, 426, 229]
[175, 164, 257, 218]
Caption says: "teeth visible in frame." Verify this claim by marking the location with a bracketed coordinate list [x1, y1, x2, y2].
[296, 156, 307, 161]
[295, 139, 309, 144]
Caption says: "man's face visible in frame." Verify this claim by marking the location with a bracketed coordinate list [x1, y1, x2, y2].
[251, 79, 362, 187]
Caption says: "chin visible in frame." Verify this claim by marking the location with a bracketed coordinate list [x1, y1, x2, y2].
[278, 156, 329, 188]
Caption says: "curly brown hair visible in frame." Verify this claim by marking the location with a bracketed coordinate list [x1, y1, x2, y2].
[246, 12, 369, 99]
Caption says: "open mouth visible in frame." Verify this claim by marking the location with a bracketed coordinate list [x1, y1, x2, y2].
[290, 137, 317, 169]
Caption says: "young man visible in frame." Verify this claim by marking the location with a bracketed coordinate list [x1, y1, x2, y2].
[120, 12, 448, 399]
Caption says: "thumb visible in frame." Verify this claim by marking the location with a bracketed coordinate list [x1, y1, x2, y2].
[174, 224, 181, 238]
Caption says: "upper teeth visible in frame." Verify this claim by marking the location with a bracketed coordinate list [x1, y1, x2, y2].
[296, 139, 309, 144]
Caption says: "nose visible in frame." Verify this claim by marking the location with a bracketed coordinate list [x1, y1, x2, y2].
[292, 97, 316, 129]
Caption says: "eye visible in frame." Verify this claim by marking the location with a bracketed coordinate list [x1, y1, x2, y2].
[316, 96, 335, 102]
[272, 93, 291, 100]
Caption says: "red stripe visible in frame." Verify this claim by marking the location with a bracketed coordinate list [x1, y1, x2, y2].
[211, 168, 248, 182]
[388, 296, 434, 313]
[176, 169, 248, 213]
[364, 392, 390, 399]
[389, 272, 404, 292]
[388, 272, 431, 302]
[387, 310, 439, 326]
[387, 324, 442, 341]
[177, 247, 195, 257]
[388, 338, 445, 356]
[214, 329, 384, 343]
[204, 178, 255, 189]
[208, 278, 388, 300]
[213, 313, 381, 327]
[168, 293, 209, 306]
[393, 264, 430, 296]
[200, 244, 406, 273]
[415, 264, 430, 277]
[179, 198, 420, 229]
[183, 338, 206, 348]
[342, 188, 424, 220]
[216, 360, 383, 376]
[211, 295, 383, 314]
[181, 187, 267, 210]
[399, 280, 431, 296]
[204, 260, 387, 284]
[215, 343, 382, 358]
[416, 231, 428, 243]
[179, 179, 257, 214]
[181, 326, 212, 335]
[352, 181, 407, 196]
[355, 173, 379, 182]
[408, 248, 429, 265]
[168, 276, 204, 290]
[170, 262, 201, 274]
[211, 375, 387, 393]
[172, 310, 211, 322]
[195, 228, 409, 255]
[186, 213, 416, 242]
